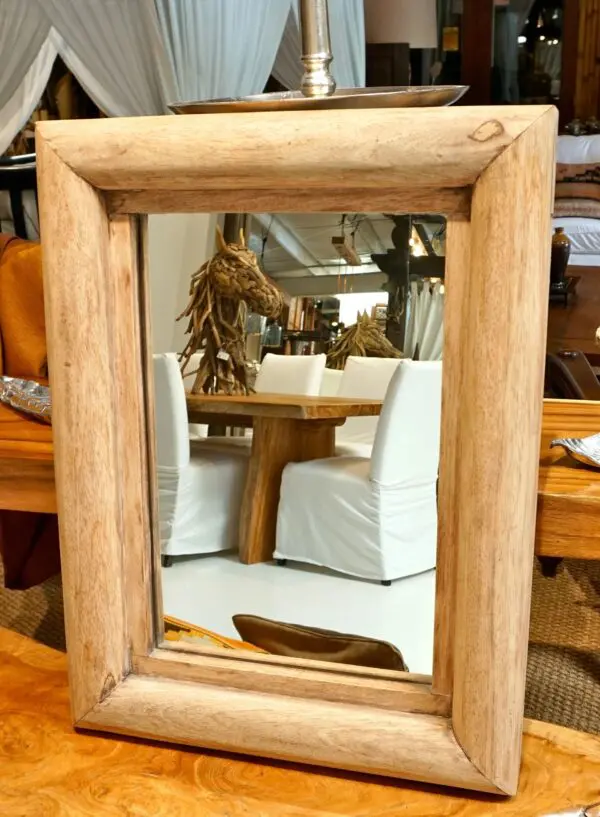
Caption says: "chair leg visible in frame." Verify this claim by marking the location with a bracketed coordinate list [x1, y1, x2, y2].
[381, 580, 392, 586]
[276, 558, 287, 566]
[161, 555, 174, 568]
[538, 556, 563, 578]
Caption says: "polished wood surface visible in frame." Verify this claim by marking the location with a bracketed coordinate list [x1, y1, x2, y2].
[575, 0, 600, 120]
[547, 266, 600, 360]
[0, 403, 54, 512]
[2, 627, 600, 816]
[186, 392, 382, 421]
[537, 399, 600, 559]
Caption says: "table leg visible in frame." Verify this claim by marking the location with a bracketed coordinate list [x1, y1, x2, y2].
[239, 417, 336, 565]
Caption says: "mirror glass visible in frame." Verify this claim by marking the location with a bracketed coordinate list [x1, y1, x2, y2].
[148, 212, 445, 676]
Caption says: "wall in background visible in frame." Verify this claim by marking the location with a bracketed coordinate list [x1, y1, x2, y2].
[337, 291, 388, 326]
[148, 213, 218, 353]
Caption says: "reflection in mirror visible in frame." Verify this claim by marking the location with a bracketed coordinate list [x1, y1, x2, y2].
[148, 212, 445, 676]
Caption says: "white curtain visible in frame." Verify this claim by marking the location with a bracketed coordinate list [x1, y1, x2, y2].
[0, 1, 52, 109]
[156, 0, 292, 100]
[404, 280, 444, 361]
[273, 0, 365, 90]
[0, 38, 57, 157]
[40, 0, 177, 115]
[0, 1, 55, 156]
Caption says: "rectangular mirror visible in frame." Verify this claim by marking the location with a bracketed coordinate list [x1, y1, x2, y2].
[150, 212, 445, 677]
[36, 104, 556, 795]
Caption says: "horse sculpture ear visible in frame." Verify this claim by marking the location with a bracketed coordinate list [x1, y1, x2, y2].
[215, 224, 228, 253]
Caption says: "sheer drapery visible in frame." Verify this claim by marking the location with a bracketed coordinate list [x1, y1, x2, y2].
[273, 0, 365, 90]
[404, 280, 444, 361]
[0, 38, 57, 158]
[0, 1, 51, 110]
[0, 0, 55, 155]
[41, 0, 176, 115]
[156, 0, 292, 100]
[494, 0, 536, 103]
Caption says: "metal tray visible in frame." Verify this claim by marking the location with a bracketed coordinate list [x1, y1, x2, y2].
[170, 85, 468, 115]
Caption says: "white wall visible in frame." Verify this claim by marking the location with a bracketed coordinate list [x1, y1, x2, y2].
[148, 213, 218, 353]
[337, 291, 388, 326]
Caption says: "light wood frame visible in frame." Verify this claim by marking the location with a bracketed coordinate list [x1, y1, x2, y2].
[36, 105, 557, 796]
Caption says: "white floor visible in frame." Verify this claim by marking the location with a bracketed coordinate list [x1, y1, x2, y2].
[161, 553, 436, 674]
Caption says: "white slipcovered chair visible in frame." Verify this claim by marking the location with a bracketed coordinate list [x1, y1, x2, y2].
[274, 360, 442, 584]
[319, 367, 343, 396]
[335, 356, 402, 457]
[198, 353, 327, 453]
[254, 352, 327, 395]
[154, 353, 248, 562]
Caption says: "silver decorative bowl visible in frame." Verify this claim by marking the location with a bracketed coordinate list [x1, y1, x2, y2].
[170, 85, 468, 115]
[0, 376, 52, 424]
[550, 432, 600, 468]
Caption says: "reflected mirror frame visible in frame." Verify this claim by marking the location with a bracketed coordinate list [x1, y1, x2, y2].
[36, 104, 556, 796]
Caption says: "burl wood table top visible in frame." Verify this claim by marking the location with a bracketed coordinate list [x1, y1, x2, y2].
[1, 626, 600, 816]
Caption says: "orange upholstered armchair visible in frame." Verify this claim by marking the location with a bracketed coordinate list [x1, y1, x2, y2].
[0, 234, 59, 589]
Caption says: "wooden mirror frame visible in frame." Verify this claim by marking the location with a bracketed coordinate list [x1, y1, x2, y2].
[36, 105, 556, 796]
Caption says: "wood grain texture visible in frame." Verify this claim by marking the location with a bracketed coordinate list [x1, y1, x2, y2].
[537, 398, 600, 559]
[239, 417, 337, 564]
[186, 393, 382, 420]
[106, 187, 472, 218]
[450, 107, 558, 794]
[108, 215, 154, 657]
[0, 456, 55, 512]
[36, 135, 129, 722]
[32, 106, 559, 793]
[575, 0, 600, 119]
[37, 107, 551, 197]
[432, 219, 471, 697]
[4, 628, 600, 817]
[135, 650, 449, 716]
[84, 673, 493, 792]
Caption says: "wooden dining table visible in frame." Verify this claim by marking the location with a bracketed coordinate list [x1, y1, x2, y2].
[186, 393, 382, 564]
[3, 397, 600, 565]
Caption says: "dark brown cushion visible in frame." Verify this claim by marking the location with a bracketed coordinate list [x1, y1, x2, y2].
[232, 614, 408, 672]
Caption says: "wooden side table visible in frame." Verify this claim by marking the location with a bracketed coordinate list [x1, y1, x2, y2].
[1, 626, 600, 816]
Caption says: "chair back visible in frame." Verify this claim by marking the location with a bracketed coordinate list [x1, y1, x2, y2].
[370, 361, 442, 486]
[255, 353, 326, 396]
[153, 353, 190, 468]
[337, 356, 402, 445]
[319, 367, 343, 396]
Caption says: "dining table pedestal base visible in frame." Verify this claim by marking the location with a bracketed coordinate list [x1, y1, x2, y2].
[239, 417, 339, 565]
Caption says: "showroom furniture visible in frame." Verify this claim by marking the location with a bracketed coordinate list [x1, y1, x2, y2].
[153, 353, 248, 563]
[274, 361, 442, 584]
